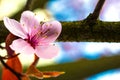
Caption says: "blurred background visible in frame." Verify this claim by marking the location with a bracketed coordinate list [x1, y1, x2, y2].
[0, 0, 120, 80]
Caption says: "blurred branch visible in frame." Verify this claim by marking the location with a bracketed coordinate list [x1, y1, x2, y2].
[25, 0, 49, 10]
[0, 21, 9, 43]
[23, 0, 32, 10]
[0, 53, 20, 60]
[11, 0, 32, 20]
[11, 0, 48, 20]
[0, 45, 4, 49]
[29, 0, 48, 10]
[38, 55, 120, 80]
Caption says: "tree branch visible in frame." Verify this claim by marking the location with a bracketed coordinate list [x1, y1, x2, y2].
[58, 21, 120, 42]
[0, 20, 120, 43]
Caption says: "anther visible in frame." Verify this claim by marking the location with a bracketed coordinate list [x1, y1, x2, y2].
[55, 32, 58, 35]
[44, 18, 46, 21]
[43, 35, 47, 38]
[40, 21, 44, 25]
[50, 24, 52, 27]
[34, 26, 36, 29]
[37, 31, 41, 36]
[46, 24, 48, 27]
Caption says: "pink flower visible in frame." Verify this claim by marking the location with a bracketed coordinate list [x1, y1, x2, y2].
[3, 11, 62, 59]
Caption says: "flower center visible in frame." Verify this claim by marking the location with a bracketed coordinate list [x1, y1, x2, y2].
[25, 34, 39, 49]
[25, 24, 52, 49]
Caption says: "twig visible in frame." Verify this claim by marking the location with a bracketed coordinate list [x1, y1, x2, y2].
[0, 53, 20, 60]
[84, 0, 105, 32]
[86, 0, 105, 20]
[0, 45, 5, 49]
[0, 57, 22, 80]
[11, 0, 33, 20]
[24, 0, 33, 10]
[31, 54, 39, 66]
[92, 0, 105, 20]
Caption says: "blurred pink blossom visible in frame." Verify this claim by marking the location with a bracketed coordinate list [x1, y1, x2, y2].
[3, 11, 62, 59]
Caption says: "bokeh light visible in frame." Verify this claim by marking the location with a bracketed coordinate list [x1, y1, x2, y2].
[0, 0, 26, 20]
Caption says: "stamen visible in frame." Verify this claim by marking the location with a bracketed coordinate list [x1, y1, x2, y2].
[34, 26, 37, 29]
[43, 29, 50, 35]
[55, 32, 58, 35]
[45, 24, 48, 27]
[26, 17, 29, 20]
[37, 31, 41, 36]
[50, 24, 52, 27]
[43, 35, 47, 38]
[40, 21, 44, 25]
[44, 18, 46, 21]
[38, 29, 49, 39]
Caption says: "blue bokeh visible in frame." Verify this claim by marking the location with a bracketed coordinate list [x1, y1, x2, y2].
[46, 0, 120, 80]
[47, 0, 98, 21]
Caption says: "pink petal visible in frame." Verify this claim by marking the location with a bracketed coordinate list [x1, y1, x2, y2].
[39, 20, 62, 44]
[3, 17, 27, 39]
[10, 39, 35, 55]
[35, 45, 59, 59]
[20, 11, 40, 36]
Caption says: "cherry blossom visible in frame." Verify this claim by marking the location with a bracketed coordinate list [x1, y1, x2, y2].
[3, 11, 62, 59]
